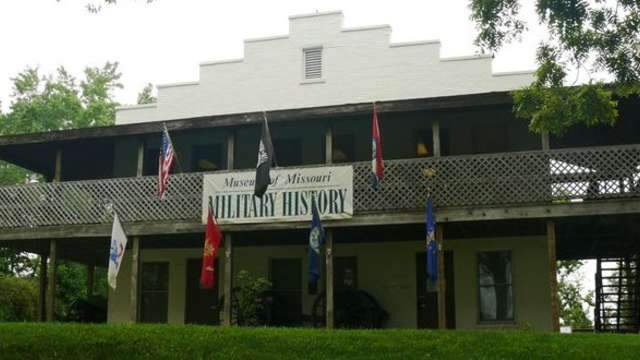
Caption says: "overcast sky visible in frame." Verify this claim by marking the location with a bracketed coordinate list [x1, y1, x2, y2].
[0, 0, 550, 111]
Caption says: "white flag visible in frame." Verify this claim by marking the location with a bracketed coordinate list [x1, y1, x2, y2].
[108, 213, 128, 290]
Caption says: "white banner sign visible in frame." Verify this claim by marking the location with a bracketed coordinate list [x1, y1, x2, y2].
[202, 165, 353, 224]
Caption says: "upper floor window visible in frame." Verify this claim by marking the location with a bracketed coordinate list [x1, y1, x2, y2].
[191, 144, 224, 172]
[477, 251, 514, 322]
[273, 138, 302, 166]
[416, 129, 450, 157]
[332, 133, 355, 163]
[143, 148, 159, 176]
[304, 48, 322, 80]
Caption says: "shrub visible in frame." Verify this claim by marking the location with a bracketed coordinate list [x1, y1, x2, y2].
[0, 275, 38, 321]
[234, 270, 271, 326]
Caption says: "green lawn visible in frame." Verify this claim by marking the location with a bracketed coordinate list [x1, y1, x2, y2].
[0, 323, 639, 359]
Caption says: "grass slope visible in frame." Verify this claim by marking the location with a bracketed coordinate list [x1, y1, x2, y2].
[0, 323, 639, 359]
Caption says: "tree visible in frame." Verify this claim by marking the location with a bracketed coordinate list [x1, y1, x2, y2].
[470, 0, 640, 134]
[557, 260, 593, 328]
[0, 63, 122, 135]
[0, 63, 121, 319]
[137, 83, 157, 105]
[55, 0, 156, 13]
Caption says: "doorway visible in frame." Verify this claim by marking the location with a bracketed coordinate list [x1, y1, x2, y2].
[185, 258, 219, 325]
[269, 258, 303, 326]
[416, 251, 455, 329]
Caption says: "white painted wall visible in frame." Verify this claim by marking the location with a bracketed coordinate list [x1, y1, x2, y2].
[108, 235, 551, 330]
[116, 10, 533, 125]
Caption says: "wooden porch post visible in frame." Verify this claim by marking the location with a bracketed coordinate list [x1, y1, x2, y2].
[546, 221, 560, 332]
[46, 240, 57, 321]
[432, 120, 441, 157]
[54, 148, 62, 182]
[541, 131, 550, 151]
[223, 234, 233, 325]
[436, 224, 446, 329]
[227, 131, 235, 170]
[136, 141, 145, 177]
[325, 124, 333, 165]
[130, 237, 140, 323]
[325, 229, 334, 329]
[38, 254, 48, 321]
[324, 124, 335, 328]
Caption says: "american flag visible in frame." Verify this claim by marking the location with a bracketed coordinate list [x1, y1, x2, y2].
[158, 125, 175, 200]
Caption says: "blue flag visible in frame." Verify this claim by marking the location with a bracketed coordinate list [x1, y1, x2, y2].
[426, 198, 437, 281]
[308, 198, 325, 284]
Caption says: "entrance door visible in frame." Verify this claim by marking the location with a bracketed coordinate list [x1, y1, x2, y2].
[270, 258, 302, 326]
[185, 258, 219, 325]
[416, 251, 455, 329]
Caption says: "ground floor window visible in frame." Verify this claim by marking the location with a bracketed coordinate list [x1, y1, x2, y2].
[140, 262, 169, 323]
[477, 251, 513, 322]
[269, 258, 302, 326]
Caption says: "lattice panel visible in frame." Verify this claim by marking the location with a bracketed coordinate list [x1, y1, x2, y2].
[0, 173, 203, 229]
[352, 145, 640, 212]
[0, 145, 638, 229]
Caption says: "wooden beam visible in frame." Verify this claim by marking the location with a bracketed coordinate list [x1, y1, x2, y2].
[432, 120, 441, 157]
[436, 224, 446, 329]
[325, 229, 334, 329]
[3, 199, 640, 241]
[223, 234, 233, 326]
[226, 131, 235, 170]
[325, 125, 333, 165]
[53, 149, 62, 182]
[86, 264, 95, 297]
[129, 237, 140, 323]
[547, 221, 560, 332]
[136, 141, 145, 177]
[541, 131, 550, 151]
[0, 91, 513, 147]
[46, 240, 57, 321]
[38, 254, 47, 322]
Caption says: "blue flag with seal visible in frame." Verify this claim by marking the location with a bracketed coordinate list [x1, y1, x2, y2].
[426, 198, 437, 281]
[308, 197, 325, 285]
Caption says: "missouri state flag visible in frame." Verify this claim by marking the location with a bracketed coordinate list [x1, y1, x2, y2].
[254, 113, 275, 198]
[370, 103, 384, 190]
[307, 197, 325, 285]
[426, 198, 437, 281]
[200, 198, 222, 288]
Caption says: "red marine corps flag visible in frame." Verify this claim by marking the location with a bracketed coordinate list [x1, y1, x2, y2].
[370, 103, 384, 190]
[200, 197, 222, 288]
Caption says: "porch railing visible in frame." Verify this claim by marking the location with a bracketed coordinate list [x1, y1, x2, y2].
[0, 144, 638, 229]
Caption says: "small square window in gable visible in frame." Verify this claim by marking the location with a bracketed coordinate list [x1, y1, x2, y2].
[303, 48, 322, 80]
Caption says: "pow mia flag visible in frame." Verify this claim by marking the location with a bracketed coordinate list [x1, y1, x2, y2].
[254, 112, 275, 198]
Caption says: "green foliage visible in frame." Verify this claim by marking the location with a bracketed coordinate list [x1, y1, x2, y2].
[0, 275, 38, 322]
[0, 64, 121, 135]
[1, 323, 640, 359]
[557, 260, 593, 328]
[55, 261, 88, 320]
[0, 63, 118, 320]
[234, 270, 272, 326]
[470, 0, 640, 134]
[0, 249, 38, 277]
[55, 0, 157, 13]
[137, 83, 157, 105]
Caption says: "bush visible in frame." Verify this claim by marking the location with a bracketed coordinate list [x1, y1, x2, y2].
[0, 323, 640, 359]
[0, 275, 38, 321]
